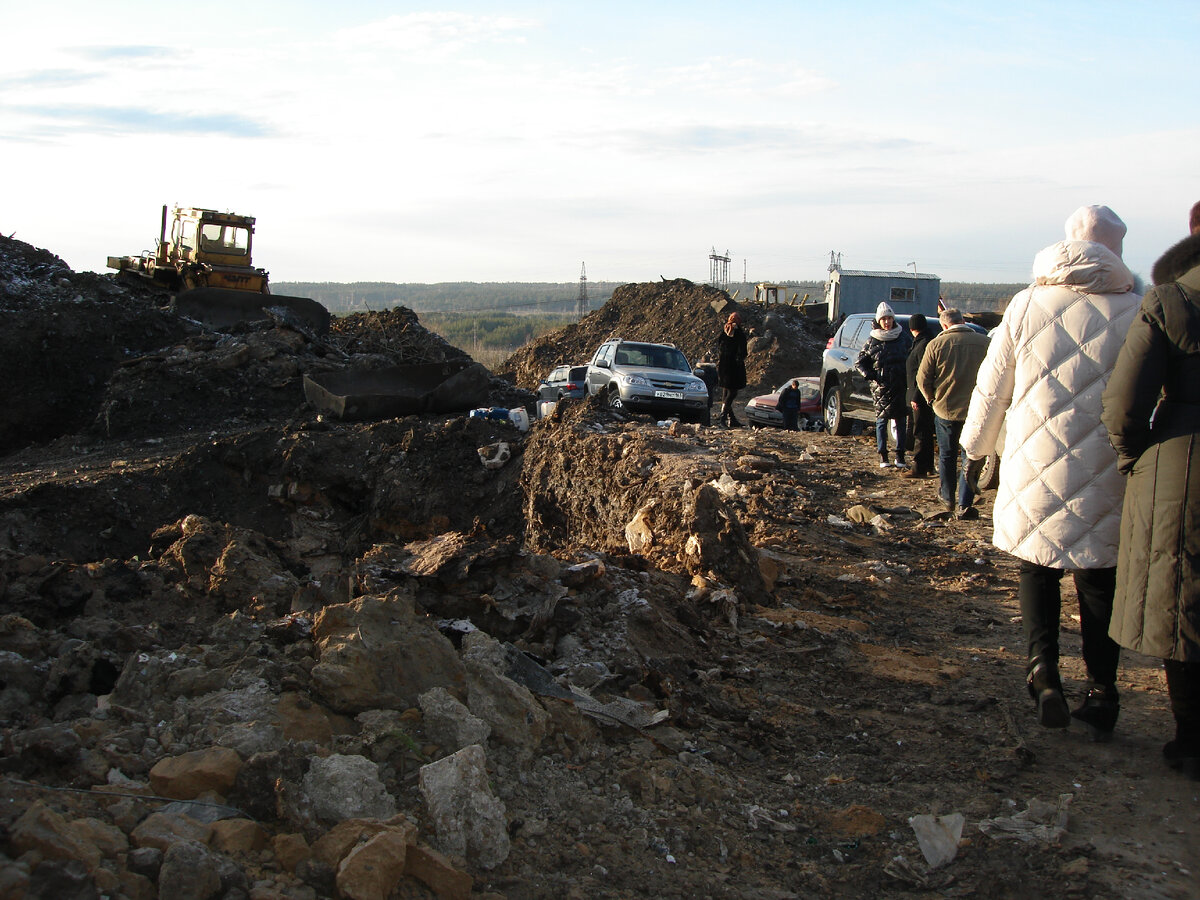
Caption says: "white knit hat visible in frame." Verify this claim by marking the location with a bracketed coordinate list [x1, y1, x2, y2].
[876, 302, 895, 320]
[1065, 205, 1126, 257]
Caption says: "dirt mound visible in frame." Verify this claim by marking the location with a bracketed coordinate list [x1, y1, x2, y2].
[0, 234, 530, 453]
[499, 278, 828, 395]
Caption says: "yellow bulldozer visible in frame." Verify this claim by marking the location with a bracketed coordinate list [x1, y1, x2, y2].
[108, 205, 330, 335]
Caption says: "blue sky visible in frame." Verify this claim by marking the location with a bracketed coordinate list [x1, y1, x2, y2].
[2, 1, 1197, 286]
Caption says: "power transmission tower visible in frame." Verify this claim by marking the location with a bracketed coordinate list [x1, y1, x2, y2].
[577, 262, 589, 319]
[709, 247, 731, 290]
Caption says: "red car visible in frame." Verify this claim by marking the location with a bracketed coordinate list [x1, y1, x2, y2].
[744, 376, 822, 429]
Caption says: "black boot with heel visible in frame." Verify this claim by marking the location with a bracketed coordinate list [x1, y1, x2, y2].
[1027, 657, 1070, 729]
[1164, 660, 1200, 780]
[1071, 682, 1119, 742]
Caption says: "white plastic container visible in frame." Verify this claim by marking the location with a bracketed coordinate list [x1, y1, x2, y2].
[508, 407, 530, 431]
[537, 400, 557, 419]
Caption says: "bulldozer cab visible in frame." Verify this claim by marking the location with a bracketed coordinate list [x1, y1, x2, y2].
[160, 207, 267, 294]
[168, 208, 254, 268]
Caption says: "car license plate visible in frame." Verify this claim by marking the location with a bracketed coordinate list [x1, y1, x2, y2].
[654, 390, 684, 400]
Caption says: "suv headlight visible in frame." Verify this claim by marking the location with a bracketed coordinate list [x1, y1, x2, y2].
[620, 374, 649, 386]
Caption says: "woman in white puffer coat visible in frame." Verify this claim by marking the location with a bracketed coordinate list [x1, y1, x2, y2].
[961, 206, 1142, 738]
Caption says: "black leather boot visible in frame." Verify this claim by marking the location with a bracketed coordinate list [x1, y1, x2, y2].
[1164, 660, 1200, 779]
[1163, 724, 1200, 781]
[1027, 657, 1070, 729]
[1071, 682, 1119, 742]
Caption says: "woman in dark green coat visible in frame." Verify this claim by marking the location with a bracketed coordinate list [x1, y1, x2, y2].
[1101, 202, 1200, 781]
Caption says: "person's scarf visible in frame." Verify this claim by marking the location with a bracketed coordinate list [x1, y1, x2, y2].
[870, 322, 902, 341]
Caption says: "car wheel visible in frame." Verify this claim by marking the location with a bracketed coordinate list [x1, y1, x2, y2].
[824, 387, 849, 435]
[977, 453, 1000, 491]
[607, 387, 624, 412]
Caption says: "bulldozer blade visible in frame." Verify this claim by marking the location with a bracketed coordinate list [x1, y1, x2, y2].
[172, 288, 331, 336]
[303, 361, 492, 421]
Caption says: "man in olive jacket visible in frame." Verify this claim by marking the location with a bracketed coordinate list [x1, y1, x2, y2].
[917, 308, 989, 516]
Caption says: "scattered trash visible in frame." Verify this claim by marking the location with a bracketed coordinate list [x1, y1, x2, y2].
[863, 560, 912, 577]
[499, 641, 669, 731]
[977, 794, 1072, 845]
[844, 504, 879, 524]
[469, 406, 514, 422]
[827, 514, 854, 529]
[746, 805, 799, 832]
[478, 441, 511, 469]
[708, 472, 741, 498]
[883, 854, 951, 889]
[908, 812, 965, 868]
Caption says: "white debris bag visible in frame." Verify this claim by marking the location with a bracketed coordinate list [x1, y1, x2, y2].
[908, 813, 964, 868]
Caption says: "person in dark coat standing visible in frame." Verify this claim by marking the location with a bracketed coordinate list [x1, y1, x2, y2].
[778, 379, 801, 431]
[716, 311, 748, 427]
[902, 313, 936, 478]
[1101, 201, 1200, 780]
[855, 302, 911, 467]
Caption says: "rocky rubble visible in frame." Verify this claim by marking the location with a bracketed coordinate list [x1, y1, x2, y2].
[0, 232, 1196, 900]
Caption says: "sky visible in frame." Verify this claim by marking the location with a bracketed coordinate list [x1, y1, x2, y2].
[2, 1, 1198, 287]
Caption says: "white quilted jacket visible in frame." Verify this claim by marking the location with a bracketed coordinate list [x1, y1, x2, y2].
[960, 240, 1141, 568]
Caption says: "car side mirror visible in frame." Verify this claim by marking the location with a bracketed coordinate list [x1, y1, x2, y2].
[595, 360, 610, 370]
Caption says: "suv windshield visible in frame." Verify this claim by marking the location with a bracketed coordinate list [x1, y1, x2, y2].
[616, 343, 689, 372]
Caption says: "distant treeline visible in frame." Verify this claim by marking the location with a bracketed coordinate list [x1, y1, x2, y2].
[274, 281, 623, 316]
[418, 312, 577, 354]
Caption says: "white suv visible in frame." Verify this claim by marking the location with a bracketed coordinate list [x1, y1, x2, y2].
[585, 339, 711, 425]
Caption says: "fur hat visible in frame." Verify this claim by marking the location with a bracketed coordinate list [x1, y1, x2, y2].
[875, 302, 895, 320]
[1064, 205, 1126, 257]
[1190, 201, 1200, 236]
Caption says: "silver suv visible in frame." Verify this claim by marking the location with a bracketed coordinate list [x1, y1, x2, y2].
[585, 339, 711, 425]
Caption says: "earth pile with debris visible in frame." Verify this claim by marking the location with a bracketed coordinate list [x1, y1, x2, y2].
[0, 232, 1195, 900]
[498, 278, 827, 395]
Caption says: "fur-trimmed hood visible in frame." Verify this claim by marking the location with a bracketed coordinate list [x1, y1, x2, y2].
[1152, 231, 1200, 287]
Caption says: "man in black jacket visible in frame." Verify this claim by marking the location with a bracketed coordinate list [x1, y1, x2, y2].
[901, 313, 936, 477]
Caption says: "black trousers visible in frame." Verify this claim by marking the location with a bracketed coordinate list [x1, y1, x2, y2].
[719, 387, 740, 423]
[911, 399, 935, 474]
[1165, 660, 1200, 738]
[1018, 560, 1120, 686]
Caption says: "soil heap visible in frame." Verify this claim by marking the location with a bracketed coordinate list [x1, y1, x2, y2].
[0, 232, 1194, 900]
[498, 279, 827, 395]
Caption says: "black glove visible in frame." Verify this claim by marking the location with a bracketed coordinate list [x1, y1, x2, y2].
[964, 456, 986, 495]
